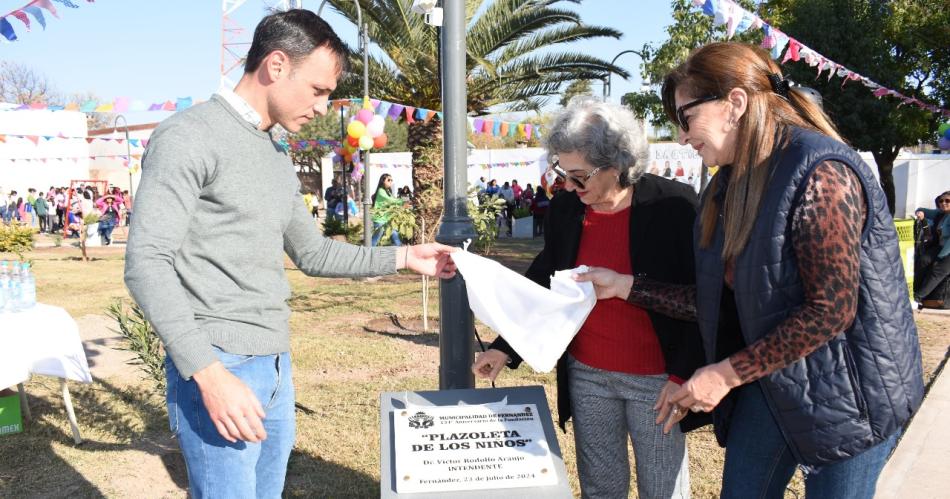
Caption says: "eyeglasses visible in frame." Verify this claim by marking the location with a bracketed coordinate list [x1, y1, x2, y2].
[675, 95, 721, 132]
[938, 198, 950, 204]
[550, 160, 608, 190]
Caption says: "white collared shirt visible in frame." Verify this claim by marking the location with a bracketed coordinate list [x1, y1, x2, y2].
[216, 84, 263, 128]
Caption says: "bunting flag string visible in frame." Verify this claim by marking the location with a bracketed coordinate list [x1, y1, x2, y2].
[1, 0, 93, 42]
[692, 0, 950, 117]
[0, 133, 148, 148]
[6, 94, 542, 139]
[1, 153, 142, 162]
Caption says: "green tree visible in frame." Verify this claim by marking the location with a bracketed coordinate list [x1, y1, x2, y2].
[762, 0, 949, 213]
[559, 79, 594, 107]
[325, 0, 628, 242]
[624, 0, 950, 214]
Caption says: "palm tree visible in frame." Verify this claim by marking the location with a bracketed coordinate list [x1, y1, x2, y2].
[326, 0, 628, 242]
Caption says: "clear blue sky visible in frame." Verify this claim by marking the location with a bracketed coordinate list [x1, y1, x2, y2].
[2, 0, 674, 125]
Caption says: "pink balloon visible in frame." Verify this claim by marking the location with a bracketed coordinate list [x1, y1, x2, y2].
[356, 109, 374, 125]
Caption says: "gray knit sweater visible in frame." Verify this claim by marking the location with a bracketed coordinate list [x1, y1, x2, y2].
[125, 95, 397, 379]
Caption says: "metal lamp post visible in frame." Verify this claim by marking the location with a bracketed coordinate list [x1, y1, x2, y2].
[435, 0, 477, 389]
[113, 115, 133, 200]
[317, 0, 372, 246]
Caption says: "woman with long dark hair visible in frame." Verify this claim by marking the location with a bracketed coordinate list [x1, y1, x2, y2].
[371, 173, 404, 246]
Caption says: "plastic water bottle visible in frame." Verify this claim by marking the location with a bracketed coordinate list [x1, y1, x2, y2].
[19, 262, 35, 309]
[0, 260, 8, 312]
[7, 263, 20, 313]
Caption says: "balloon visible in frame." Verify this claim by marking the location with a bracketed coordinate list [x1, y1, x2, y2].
[938, 122, 950, 136]
[347, 135, 359, 147]
[333, 147, 342, 155]
[347, 120, 366, 138]
[356, 109, 375, 125]
[373, 133, 388, 149]
[343, 151, 352, 162]
[938, 137, 950, 150]
[359, 134, 374, 150]
[367, 115, 386, 137]
[945, 127, 950, 140]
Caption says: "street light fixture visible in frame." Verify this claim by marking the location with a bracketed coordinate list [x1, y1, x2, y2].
[604, 49, 646, 101]
[112, 114, 133, 202]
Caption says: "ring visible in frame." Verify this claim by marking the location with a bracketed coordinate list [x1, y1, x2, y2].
[691, 405, 703, 413]
[671, 407, 680, 415]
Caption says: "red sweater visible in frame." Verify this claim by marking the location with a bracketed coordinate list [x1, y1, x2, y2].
[568, 206, 667, 376]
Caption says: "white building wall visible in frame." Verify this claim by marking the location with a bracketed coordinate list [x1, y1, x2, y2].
[0, 107, 90, 195]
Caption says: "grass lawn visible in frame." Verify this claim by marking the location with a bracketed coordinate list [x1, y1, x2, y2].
[0, 238, 946, 498]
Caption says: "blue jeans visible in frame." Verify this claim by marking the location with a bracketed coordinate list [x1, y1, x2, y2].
[721, 382, 898, 499]
[166, 349, 296, 499]
[371, 221, 402, 246]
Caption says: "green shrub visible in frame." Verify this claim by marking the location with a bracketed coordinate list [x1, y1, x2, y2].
[373, 203, 417, 245]
[106, 299, 165, 395]
[0, 222, 35, 259]
[468, 189, 506, 254]
[513, 206, 531, 219]
[346, 221, 365, 245]
[83, 212, 100, 225]
[52, 234, 63, 247]
[322, 217, 347, 237]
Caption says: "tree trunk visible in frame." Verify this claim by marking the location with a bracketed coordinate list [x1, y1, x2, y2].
[872, 147, 900, 216]
[408, 118, 444, 244]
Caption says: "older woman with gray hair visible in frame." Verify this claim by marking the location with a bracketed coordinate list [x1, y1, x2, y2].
[472, 98, 707, 498]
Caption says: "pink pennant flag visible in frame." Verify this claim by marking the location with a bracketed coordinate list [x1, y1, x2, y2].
[29, 102, 46, 109]
[116, 139, 124, 144]
[11, 10, 31, 30]
[141, 139, 149, 148]
[35, 0, 59, 19]
[162, 100, 176, 111]
[782, 39, 801, 64]
[482, 120, 493, 134]
[40, 158, 47, 163]
[404, 106, 416, 124]
[524, 124, 533, 140]
[873, 88, 890, 98]
[85, 138, 95, 143]
[25, 135, 39, 145]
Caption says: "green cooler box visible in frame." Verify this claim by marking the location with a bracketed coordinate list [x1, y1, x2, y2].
[0, 394, 24, 436]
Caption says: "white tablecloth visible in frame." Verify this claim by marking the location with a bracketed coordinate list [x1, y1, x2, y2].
[0, 303, 93, 389]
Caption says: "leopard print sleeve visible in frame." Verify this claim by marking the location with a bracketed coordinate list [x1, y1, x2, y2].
[729, 161, 867, 384]
[626, 277, 697, 322]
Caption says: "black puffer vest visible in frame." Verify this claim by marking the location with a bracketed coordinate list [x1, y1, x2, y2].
[694, 127, 924, 466]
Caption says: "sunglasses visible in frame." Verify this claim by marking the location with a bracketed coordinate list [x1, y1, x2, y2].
[550, 160, 607, 190]
[675, 95, 721, 132]
[938, 198, 950, 204]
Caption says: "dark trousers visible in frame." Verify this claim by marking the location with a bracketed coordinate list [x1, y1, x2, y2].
[915, 245, 950, 300]
[38, 214, 48, 232]
[533, 214, 544, 237]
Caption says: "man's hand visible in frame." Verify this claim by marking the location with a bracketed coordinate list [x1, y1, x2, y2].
[192, 362, 267, 443]
[472, 349, 510, 382]
[402, 244, 458, 278]
[572, 266, 634, 300]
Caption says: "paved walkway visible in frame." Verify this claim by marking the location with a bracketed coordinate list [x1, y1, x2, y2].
[876, 358, 950, 498]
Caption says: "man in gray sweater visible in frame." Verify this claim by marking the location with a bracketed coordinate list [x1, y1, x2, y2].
[124, 10, 456, 498]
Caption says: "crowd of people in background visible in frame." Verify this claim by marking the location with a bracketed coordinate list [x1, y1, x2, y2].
[475, 176, 550, 237]
[0, 184, 132, 245]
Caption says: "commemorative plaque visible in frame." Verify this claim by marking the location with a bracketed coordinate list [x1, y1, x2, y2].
[380, 386, 571, 498]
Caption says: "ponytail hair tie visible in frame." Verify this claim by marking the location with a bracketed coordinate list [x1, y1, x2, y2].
[768, 73, 791, 99]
